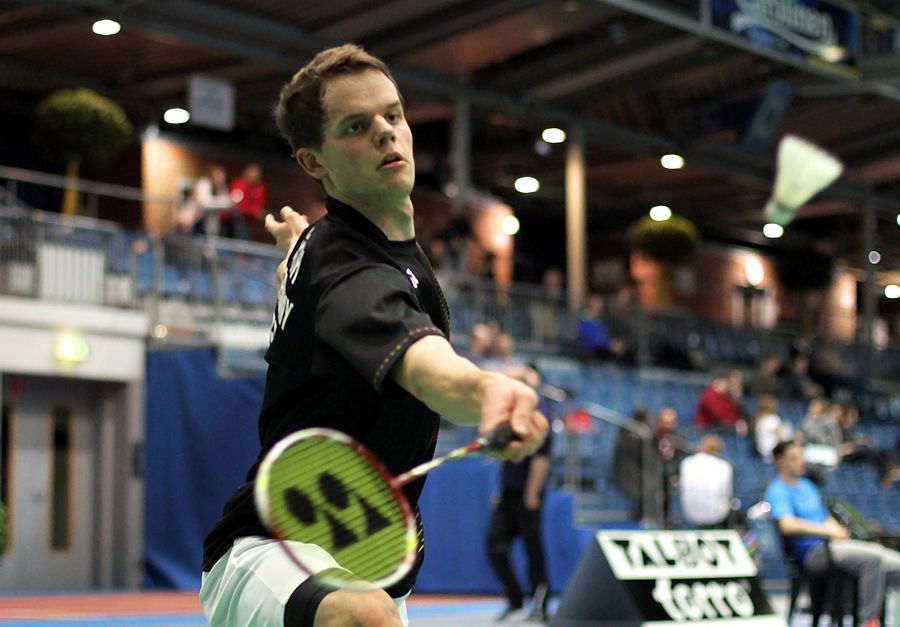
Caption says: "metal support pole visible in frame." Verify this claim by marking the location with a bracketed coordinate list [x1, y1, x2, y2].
[451, 91, 472, 213]
[862, 193, 877, 385]
[566, 125, 587, 312]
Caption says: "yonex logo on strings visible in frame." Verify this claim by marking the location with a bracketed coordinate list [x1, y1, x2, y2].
[283, 472, 391, 550]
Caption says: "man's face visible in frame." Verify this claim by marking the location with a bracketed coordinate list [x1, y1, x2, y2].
[778, 444, 805, 478]
[303, 69, 415, 212]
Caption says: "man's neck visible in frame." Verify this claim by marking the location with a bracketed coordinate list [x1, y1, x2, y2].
[778, 471, 799, 486]
[330, 191, 415, 241]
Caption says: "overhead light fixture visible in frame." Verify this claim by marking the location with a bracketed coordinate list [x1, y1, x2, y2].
[660, 153, 685, 170]
[763, 223, 784, 238]
[514, 176, 540, 194]
[541, 128, 566, 144]
[896, 212, 900, 226]
[92, 19, 121, 36]
[501, 215, 520, 236]
[868, 250, 881, 265]
[54, 332, 90, 364]
[649, 205, 672, 221]
[164, 108, 190, 124]
[885, 284, 900, 299]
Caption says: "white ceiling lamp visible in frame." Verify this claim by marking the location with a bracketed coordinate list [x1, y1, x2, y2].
[514, 176, 540, 194]
[660, 153, 685, 170]
[763, 223, 784, 238]
[92, 19, 121, 36]
[164, 108, 190, 124]
[541, 128, 566, 144]
[885, 284, 900, 299]
[649, 205, 672, 221]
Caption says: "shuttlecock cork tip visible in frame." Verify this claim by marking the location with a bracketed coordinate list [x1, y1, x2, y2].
[766, 135, 844, 227]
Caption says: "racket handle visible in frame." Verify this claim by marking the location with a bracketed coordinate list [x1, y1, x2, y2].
[482, 423, 514, 450]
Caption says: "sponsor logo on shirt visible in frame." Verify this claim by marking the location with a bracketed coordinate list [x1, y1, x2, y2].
[405, 268, 419, 289]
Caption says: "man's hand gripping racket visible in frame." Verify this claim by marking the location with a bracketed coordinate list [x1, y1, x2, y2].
[254, 424, 515, 591]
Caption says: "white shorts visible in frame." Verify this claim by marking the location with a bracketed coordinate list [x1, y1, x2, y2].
[200, 536, 410, 627]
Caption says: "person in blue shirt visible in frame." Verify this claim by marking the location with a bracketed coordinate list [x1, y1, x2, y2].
[766, 440, 900, 627]
[487, 365, 554, 622]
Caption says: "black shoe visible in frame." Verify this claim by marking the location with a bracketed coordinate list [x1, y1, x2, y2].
[496, 600, 524, 622]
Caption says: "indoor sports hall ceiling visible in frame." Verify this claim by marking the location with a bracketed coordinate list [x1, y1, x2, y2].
[2, 0, 900, 278]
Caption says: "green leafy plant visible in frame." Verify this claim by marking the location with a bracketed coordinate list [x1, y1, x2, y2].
[33, 88, 132, 214]
[627, 215, 700, 265]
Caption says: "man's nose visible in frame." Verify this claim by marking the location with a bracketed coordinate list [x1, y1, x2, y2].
[373, 116, 394, 146]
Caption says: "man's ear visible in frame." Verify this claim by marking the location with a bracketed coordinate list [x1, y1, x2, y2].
[296, 148, 327, 180]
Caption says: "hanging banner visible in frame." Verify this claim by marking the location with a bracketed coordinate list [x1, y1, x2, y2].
[712, 0, 860, 69]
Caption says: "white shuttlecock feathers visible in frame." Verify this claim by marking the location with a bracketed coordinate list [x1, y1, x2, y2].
[764, 134, 844, 227]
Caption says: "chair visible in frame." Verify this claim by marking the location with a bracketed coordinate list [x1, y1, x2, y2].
[782, 536, 859, 627]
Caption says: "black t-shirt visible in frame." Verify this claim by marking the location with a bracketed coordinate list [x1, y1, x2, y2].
[202, 197, 450, 597]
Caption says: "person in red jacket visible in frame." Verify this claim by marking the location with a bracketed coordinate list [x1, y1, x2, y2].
[695, 369, 748, 436]
[225, 163, 268, 239]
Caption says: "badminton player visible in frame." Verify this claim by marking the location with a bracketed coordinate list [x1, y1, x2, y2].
[200, 44, 548, 627]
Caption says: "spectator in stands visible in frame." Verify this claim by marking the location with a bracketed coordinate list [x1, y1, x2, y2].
[752, 394, 795, 463]
[488, 365, 553, 622]
[835, 403, 899, 488]
[193, 165, 234, 236]
[801, 397, 841, 450]
[226, 163, 268, 240]
[611, 407, 655, 521]
[679, 435, 733, 529]
[655, 406, 690, 528]
[182, 164, 234, 237]
[748, 354, 784, 397]
[576, 293, 627, 362]
[462, 322, 495, 365]
[810, 334, 859, 398]
[529, 268, 564, 346]
[766, 440, 900, 627]
[483, 332, 524, 372]
[782, 353, 825, 400]
[695, 369, 748, 437]
[800, 397, 841, 480]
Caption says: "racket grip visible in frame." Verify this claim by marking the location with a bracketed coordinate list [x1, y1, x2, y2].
[483, 423, 514, 450]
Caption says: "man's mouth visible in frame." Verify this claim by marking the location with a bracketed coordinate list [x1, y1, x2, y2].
[379, 153, 405, 169]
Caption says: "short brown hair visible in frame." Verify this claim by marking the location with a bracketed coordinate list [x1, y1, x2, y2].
[274, 44, 401, 153]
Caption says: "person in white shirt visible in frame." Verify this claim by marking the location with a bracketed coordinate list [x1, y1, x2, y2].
[753, 394, 794, 463]
[679, 435, 733, 528]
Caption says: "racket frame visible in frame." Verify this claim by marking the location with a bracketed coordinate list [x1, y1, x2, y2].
[255, 427, 418, 591]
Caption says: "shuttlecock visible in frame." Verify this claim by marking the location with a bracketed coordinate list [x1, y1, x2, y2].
[764, 135, 844, 227]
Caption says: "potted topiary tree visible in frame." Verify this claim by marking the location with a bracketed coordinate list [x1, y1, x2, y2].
[33, 88, 133, 215]
[627, 214, 700, 308]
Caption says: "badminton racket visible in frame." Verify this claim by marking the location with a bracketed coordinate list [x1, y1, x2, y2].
[254, 424, 513, 591]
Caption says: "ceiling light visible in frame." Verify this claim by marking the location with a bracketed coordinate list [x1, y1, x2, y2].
[763, 223, 783, 238]
[649, 205, 672, 221]
[868, 250, 881, 264]
[541, 128, 566, 144]
[660, 153, 685, 170]
[896, 212, 900, 226]
[885, 284, 900, 299]
[92, 19, 121, 36]
[164, 108, 190, 124]
[501, 215, 520, 236]
[514, 176, 540, 194]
